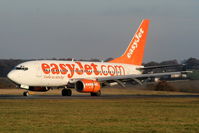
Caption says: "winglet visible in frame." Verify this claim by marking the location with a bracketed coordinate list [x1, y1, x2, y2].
[108, 19, 150, 66]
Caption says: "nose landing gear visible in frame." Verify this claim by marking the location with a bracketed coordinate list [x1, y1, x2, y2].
[23, 91, 30, 96]
[62, 89, 72, 96]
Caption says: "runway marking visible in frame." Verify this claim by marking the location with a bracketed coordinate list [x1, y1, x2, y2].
[0, 94, 199, 99]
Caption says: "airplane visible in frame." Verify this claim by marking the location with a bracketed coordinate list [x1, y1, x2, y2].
[7, 19, 189, 96]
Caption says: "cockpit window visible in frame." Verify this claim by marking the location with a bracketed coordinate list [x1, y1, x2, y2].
[15, 66, 28, 71]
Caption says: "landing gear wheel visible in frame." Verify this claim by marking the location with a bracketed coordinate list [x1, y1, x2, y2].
[23, 91, 30, 96]
[62, 89, 72, 96]
[90, 90, 101, 96]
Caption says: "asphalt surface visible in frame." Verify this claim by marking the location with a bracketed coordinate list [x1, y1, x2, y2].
[0, 94, 199, 99]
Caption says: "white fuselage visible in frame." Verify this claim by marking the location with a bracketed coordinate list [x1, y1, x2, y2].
[7, 60, 142, 87]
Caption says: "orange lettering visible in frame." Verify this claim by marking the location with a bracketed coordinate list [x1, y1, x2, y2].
[50, 64, 59, 74]
[84, 64, 92, 75]
[101, 65, 108, 76]
[41, 63, 50, 74]
[75, 62, 83, 75]
[59, 64, 67, 75]
[108, 65, 115, 76]
[114, 65, 125, 75]
[65, 64, 75, 78]
[91, 63, 99, 75]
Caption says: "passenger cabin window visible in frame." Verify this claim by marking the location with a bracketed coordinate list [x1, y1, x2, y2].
[15, 66, 28, 71]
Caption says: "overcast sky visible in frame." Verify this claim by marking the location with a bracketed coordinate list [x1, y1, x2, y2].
[0, 0, 199, 62]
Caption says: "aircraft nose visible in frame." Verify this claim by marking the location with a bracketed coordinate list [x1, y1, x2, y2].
[7, 71, 17, 81]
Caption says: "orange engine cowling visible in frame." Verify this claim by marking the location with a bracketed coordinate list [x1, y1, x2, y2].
[29, 87, 49, 92]
[75, 79, 101, 93]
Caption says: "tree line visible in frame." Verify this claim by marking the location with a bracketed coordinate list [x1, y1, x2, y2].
[0, 57, 199, 77]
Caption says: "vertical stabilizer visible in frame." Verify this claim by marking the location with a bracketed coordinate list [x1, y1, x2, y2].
[109, 19, 150, 65]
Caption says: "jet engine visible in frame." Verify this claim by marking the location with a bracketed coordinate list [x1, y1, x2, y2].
[75, 79, 101, 93]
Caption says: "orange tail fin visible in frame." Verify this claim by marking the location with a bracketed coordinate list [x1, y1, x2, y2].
[108, 19, 150, 65]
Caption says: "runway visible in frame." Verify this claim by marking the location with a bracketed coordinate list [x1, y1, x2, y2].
[0, 94, 199, 99]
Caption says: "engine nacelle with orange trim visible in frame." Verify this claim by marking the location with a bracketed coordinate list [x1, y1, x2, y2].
[75, 79, 101, 93]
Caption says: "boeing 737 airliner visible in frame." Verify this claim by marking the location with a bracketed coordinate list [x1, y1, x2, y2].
[7, 19, 187, 96]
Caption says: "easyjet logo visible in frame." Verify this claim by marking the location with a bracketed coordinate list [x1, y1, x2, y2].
[85, 83, 98, 86]
[127, 28, 144, 58]
[41, 62, 125, 78]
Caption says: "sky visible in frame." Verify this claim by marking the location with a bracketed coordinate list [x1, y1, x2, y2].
[0, 0, 199, 62]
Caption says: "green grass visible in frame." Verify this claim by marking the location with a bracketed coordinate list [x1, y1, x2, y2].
[0, 98, 199, 133]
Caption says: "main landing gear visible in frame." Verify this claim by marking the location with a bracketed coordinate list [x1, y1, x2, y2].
[62, 89, 72, 96]
[90, 90, 101, 96]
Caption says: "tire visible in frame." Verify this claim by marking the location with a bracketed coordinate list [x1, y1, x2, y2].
[90, 92, 95, 96]
[90, 90, 101, 96]
[23, 91, 29, 96]
[62, 89, 72, 96]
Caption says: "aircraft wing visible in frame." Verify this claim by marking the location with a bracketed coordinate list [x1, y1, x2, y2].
[95, 71, 191, 86]
[138, 64, 186, 70]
